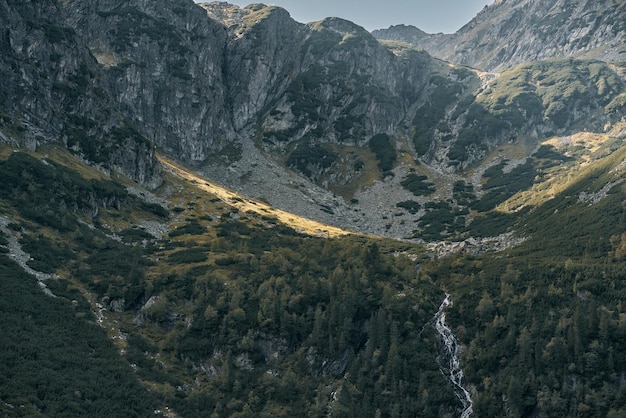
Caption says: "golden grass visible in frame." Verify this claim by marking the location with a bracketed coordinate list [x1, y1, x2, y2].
[542, 131, 612, 156]
[158, 155, 352, 238]
[497, 127, 626, 213]
[0, 143, 14, 159]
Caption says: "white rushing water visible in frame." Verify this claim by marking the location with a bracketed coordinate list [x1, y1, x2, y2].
[434, 293, 473, 418]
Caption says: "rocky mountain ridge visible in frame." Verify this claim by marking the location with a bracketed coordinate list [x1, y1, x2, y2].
[374, 0, 626, 71]
[1, 0, 625, 241]
[181, 1, 626, 240]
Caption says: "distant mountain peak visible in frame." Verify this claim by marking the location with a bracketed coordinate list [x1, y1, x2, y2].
[374, 0, 626, 71]
[200, 2, 293, 28]
[308, 16, 372, 38]
[371, 24, 430, 42]
[199, 1, 249, 27]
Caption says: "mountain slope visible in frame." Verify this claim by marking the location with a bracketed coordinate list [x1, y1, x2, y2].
[1, 0, 625, 244]
[0, 0, 161, 187]
[192, 3, 626, 241]
[0, 252, 160, 416]
[2, 130, 626, 416]
[0, 144, 459, 417]
[374, 0, 626, 71]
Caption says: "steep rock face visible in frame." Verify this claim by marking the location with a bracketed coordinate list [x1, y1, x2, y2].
[215, 4, 309, 131]
[62, 0, 233, 164]
[0, 0, 161, 187]
[375, 0, 626, 72]
[0, 0, 438, 237]
[63, 0, 433, 164]
[2, 0, 625, 240]
[257, 17, 431, 148]
[202, 3, 433, 147]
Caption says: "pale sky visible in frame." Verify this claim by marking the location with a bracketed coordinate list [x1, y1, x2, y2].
[197, 1, 493, 33]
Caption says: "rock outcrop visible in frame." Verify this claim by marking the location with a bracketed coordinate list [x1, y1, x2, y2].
[0, 0, 161, 187]
[61, 0, 233, 163]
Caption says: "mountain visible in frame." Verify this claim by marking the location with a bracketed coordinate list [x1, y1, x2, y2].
[61, 0, 431, 164]
[2, 0, 625, 240]
[52, 0, 437, 237]
[2, 0, 626, 416]
[374, 0, 626, 71]
[370, 24, 430, 44]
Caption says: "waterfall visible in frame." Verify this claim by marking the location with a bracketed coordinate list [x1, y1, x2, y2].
[434, 293, 473, 418]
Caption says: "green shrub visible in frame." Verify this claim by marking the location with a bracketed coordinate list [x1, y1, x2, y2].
[20, 234, 72, 274]
[286, 141, 337, 177]
[401, 173, 435, 196]
[119, 227, 154, 244]
[369, 133, 397, 172]
[169, 221, 206, 237]
[140, 202, 169, 218]
[167, 248, 208, 264]
[396, 200, 421, 214]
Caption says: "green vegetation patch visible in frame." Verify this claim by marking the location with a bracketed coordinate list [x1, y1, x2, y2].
[466, 210, 518, 238]
[169, 220, 206, 237]
[401, 173, 436, 196]
[449, 59, 626, 163]
[428, 240, 626, 416]
[167, 247, 209, 264]
[286, 140, 338, 178]
[452, 180, 477, 206]
[416, 201, 468, 240]
[0, 256, 158, 416]
[396, 200, 421, 214]
[20, 233, 73, 274]
[368, 133, 397, 173]
[472, 160, 536, 212]
[0, 152, 127, 230]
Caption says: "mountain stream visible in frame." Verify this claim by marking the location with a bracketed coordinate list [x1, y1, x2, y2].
[434, 293, 473, 418]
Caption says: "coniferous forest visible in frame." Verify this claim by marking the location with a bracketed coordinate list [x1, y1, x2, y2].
[1, 146, 626, 417]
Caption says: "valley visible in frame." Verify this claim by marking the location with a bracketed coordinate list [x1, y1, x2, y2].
[1, 0, 626, 416]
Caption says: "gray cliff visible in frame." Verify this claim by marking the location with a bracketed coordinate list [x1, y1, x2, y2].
[0, 0, 161, 187]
